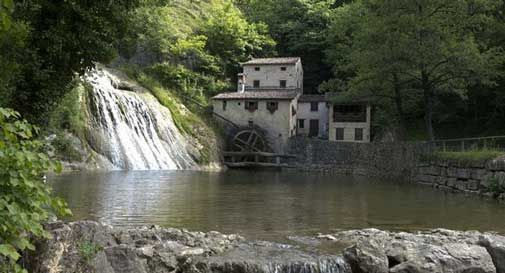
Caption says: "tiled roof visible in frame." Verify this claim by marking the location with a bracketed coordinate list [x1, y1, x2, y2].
[212, 90, 300, 100]
[299, 94, 326, 102]
[242, 57, 301, 65]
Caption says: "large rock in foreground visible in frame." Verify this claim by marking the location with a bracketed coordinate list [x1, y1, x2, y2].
[26, 221, 349, 273]
[25, 221, 505, 273]
[319, 228, 504, 273]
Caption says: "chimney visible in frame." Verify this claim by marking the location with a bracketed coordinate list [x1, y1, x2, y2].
[237, 73, 246, 93]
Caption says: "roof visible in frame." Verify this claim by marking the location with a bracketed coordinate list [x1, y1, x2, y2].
[242, 57, 301, 66]
[212, 90, 300, 100]
[299, 94, 327, 103]
[325, 92, 370, 105]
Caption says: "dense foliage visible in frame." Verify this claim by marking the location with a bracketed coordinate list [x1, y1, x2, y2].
[121, 0, 276, 105]
[235, 0, 345, 93]
[0, 108, 70, 273]
[0, 0, 139, 123]
[324, 0, 505, 140]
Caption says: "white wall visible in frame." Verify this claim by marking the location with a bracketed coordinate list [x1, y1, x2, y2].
[328, 105, 371, 143]
[242, 61, 303, 91]
[212, 99, 299, 152]
[296, 102, 328, 138]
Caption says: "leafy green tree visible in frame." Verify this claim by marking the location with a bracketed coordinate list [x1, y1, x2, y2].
[4, 0, 139, 123]
[201, 0, 276, 79]
[0, 108, 71, 273]
[235, 0, 344, 92]
[125, 0, 275, 98]
[326, 0, 505, 140]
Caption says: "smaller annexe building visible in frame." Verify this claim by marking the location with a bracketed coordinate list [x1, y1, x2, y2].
[212, 90, 300, 152]
[326, 93, 371, 143]
[296, 95, 328, 139]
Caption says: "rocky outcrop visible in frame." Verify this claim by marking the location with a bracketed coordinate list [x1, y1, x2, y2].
[26, 222, 505, 273]
[318, 228, 505, 273]
[26, 221, 350, 273]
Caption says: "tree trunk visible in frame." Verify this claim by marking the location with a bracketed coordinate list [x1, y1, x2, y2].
[392, 73, 407, 140]
[422, 71, 435, 141]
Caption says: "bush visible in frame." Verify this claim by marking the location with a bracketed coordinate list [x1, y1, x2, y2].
[78, 240, 103, 264]
[51, 133, 84, 162]
[488, 176, 505, 197]
[47, 81, 85, 137]
[0, 108, 71, 273]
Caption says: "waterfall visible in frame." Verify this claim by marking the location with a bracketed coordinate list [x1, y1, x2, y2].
[84, 68, 197, 170]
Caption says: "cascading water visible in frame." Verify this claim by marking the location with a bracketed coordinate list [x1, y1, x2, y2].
[84, 68, 197, 170]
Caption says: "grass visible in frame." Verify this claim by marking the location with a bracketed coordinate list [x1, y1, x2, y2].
[78, 241, 102, 264]
[432, 149, 504, 164]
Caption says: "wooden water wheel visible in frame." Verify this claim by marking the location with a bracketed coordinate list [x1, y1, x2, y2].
[232, 129, 269, 152]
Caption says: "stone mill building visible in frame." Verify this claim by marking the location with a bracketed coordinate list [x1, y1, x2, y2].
[211, 57, 371, 153]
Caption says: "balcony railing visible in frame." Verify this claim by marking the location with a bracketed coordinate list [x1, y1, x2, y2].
[333, 113, 367, 123]
[244, 86, 294, 90]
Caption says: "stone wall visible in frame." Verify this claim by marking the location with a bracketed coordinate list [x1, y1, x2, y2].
[415, 158, 505, 197]
[288, 136, 505, 197]
[287, 137, 428, 179]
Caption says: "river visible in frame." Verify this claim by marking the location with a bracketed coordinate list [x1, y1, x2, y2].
[49, 170, 505, 242]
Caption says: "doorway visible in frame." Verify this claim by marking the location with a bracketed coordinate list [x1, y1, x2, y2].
[309, 119, 319, 137]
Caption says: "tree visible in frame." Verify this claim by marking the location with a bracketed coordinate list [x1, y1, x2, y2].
[4, 0, 139, 123]
[0, 108, 70, 273]
[326, 0, 504, 140]
[201, 0, 276, 80]
[235, 0, 342, 93]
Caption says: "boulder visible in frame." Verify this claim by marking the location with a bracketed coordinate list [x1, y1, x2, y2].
[479, 234, 505, 273]
[389, 243, 495, 273]
[343, 240, 388, 273]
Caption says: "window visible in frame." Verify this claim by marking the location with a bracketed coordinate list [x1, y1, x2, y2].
[222, 100, 227, 111]
[280, 80, 287, 88]
[248, 120, 254, 127]
[245, 101, 258, 112]
[335, 128, 344, 141]
[355, 128, 364, 141]
[281, 67, 287, 71]
[298, 119, 305, 129]
[253, 80, 260, 88]
[267, 101, 278, 113]
[310, 102, 319, 112]
[333, 104, 367, 122]
[254, 67, 260, 71]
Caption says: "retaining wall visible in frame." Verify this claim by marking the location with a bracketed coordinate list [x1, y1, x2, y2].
[415, 159, 505, 197]
[287, 137, 505, 197]
[287, 137, 428, 179]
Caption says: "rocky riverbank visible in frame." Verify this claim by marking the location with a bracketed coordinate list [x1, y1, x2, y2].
[25, 221, 505, 273]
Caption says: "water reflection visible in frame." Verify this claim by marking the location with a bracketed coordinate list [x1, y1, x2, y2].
[49, 170, 505, 241]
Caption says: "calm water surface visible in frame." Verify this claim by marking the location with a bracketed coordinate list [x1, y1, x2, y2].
[49, 170, 505, 241]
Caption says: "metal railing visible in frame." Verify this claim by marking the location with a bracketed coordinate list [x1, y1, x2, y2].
[429, 136, 505, 152]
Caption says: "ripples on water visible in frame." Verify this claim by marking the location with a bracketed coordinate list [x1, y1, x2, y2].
[49, 170, 505, 241]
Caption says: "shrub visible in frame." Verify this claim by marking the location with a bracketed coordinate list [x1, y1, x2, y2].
[488, 176, 505, 197]
[47, 81, 85, 137]
[51, 133, 83, 162]
[78, 240, 103, 264]
[0, 108, 71, 273]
